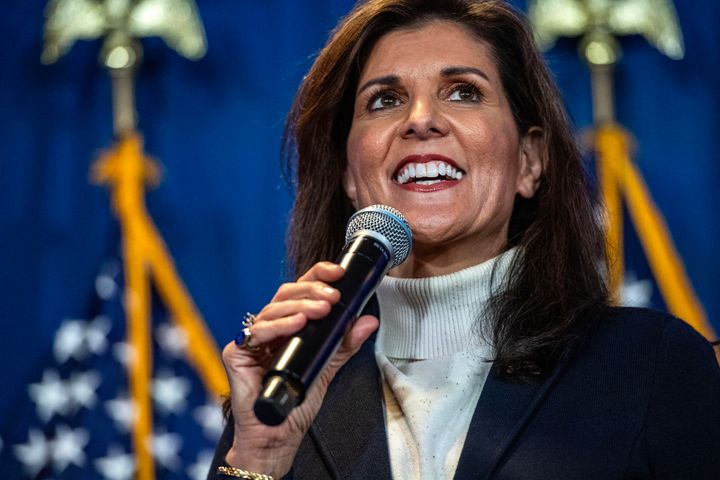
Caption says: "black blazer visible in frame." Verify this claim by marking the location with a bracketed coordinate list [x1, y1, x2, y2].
[210, 307, 720, 479]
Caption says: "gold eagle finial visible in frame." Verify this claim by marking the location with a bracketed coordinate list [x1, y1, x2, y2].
[529, 0, 684, 63]
[42, 0, 207, 65]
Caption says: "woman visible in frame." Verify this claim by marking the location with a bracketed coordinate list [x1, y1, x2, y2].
[210, 1, 720, 479]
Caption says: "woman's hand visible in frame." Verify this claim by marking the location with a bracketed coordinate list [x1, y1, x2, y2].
[221, 261, 379, 478]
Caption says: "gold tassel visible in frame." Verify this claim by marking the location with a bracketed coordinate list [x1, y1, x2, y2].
[93, 133, 229, 479]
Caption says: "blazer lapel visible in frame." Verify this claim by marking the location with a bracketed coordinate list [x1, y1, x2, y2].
[308, 296, 391, 479]
[309, 335, 392, 479]
[454, 353, 570, 480]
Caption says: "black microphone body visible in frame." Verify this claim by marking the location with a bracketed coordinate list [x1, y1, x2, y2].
[254, 205, 412, 426]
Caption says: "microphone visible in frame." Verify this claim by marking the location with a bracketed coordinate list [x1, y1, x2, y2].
[254, 204, 413, 426]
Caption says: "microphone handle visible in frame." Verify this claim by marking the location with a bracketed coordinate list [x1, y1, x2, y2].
[253, 235, 393, 426]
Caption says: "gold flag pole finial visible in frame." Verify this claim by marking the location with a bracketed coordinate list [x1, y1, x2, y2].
[42, 0, 207, 135]
[42, 0, 207, 64]
[528, 0, 685, 60]
[529, 0, 684, 125]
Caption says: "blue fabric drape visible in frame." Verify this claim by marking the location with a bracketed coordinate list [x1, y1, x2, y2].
[1, 1, 718, 477]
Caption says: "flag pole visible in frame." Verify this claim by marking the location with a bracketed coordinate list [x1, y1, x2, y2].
[42, 2, 228, 477]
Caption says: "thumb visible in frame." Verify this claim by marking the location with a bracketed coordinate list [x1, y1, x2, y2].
[343, 314, 380, 352]
[312, 314, 379, 388]
[326, 314, 379, 372]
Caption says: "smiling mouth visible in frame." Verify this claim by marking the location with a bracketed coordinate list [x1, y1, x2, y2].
[394, 160, 465, 185]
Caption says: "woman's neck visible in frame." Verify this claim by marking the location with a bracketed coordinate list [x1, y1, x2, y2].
[390, 237, 510, 278]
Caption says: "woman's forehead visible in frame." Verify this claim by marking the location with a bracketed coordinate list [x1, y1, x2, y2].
[358, 21, 499, 82]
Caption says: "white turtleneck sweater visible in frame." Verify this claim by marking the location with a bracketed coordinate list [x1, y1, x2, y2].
[374, 248, 516, 480]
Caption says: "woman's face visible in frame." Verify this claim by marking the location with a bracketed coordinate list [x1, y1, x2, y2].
[344, 21, 542, 277]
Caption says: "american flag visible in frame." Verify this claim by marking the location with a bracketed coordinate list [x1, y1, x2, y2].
[1, 256, 224, 479]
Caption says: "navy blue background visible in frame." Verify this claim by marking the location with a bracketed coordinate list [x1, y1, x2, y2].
[1, 0, 718, 455]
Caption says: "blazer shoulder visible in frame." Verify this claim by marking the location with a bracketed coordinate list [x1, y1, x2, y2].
[588, 306, 719, 397]
[600, 305, 676, 327]
[574, 306, 717, 386]
[592, 306, 710, 347]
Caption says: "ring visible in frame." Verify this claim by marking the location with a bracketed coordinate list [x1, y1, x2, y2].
[234, 312, 258, 350]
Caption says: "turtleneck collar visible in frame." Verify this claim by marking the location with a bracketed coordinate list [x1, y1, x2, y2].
[375, 247, 517, 360]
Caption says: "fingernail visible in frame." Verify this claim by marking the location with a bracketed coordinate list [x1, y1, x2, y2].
[322, 286, 336, 295]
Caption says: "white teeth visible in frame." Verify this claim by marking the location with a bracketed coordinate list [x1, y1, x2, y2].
[395, 160, 465, 184]
[408, 163, 416, 179]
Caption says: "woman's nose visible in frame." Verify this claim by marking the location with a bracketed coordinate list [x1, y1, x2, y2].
[400, 97, 449, 139]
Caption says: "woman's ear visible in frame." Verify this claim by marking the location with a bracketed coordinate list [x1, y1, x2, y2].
[516, 126, 544, 199]
[343, 167, 359, 208]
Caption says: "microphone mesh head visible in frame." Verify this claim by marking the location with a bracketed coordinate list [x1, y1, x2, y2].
[345, 205, 412, 267]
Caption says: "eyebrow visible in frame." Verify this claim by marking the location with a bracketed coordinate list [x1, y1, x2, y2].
[357, 74, 400, 95]
[356, 65, 491, 95]
[441, 65, 490, 82]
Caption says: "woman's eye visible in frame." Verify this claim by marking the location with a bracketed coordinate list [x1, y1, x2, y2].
[448, 84, 482, 102]
[368, 92, 401, 111]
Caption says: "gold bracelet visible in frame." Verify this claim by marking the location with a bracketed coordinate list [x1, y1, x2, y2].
[217, 465, 274, 480]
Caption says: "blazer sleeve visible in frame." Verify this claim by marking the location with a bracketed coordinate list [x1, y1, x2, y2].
[207, 419, 233, 480]
[206, 418, 294, 480]
[643, 319, 720, 478]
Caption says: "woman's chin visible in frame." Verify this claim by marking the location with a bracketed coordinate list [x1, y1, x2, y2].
[405, 215, 463, 244]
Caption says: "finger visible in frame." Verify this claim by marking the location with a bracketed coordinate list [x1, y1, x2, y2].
[297, 261, 345, 283]
[259, 298, 333, 322]
[271, 281, 340, 303]
[222, 339, 267, 373]
[249, 312, 308, 345]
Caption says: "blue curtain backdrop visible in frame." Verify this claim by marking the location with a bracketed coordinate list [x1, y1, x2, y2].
[1, 0, 718, 477]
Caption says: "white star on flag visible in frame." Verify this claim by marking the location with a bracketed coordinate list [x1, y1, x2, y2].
[112, 341, 136, 367]
[54, 319, 88, 363]
[193, 401, 225, 440]
[156, 322, 189, 357]
[54, 316, 111, 364]
[85, 315, 112, 355]
[67, 370, 102, 412]
[50, 424, 89, 473]
[152, 370, 191, 414]
[14, 429, 50, 477]
[621, 272, 653, 308]
[28, 369, 71, 422]
[148, 430, 183, 471]
[187, 449, 215, 480]
[95, 260, 120, 300]
[104, 394, 137, 433]
[95, 445, 136, 480]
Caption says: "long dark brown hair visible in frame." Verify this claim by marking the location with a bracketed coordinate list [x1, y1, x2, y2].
[283, 0, 608, 378]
